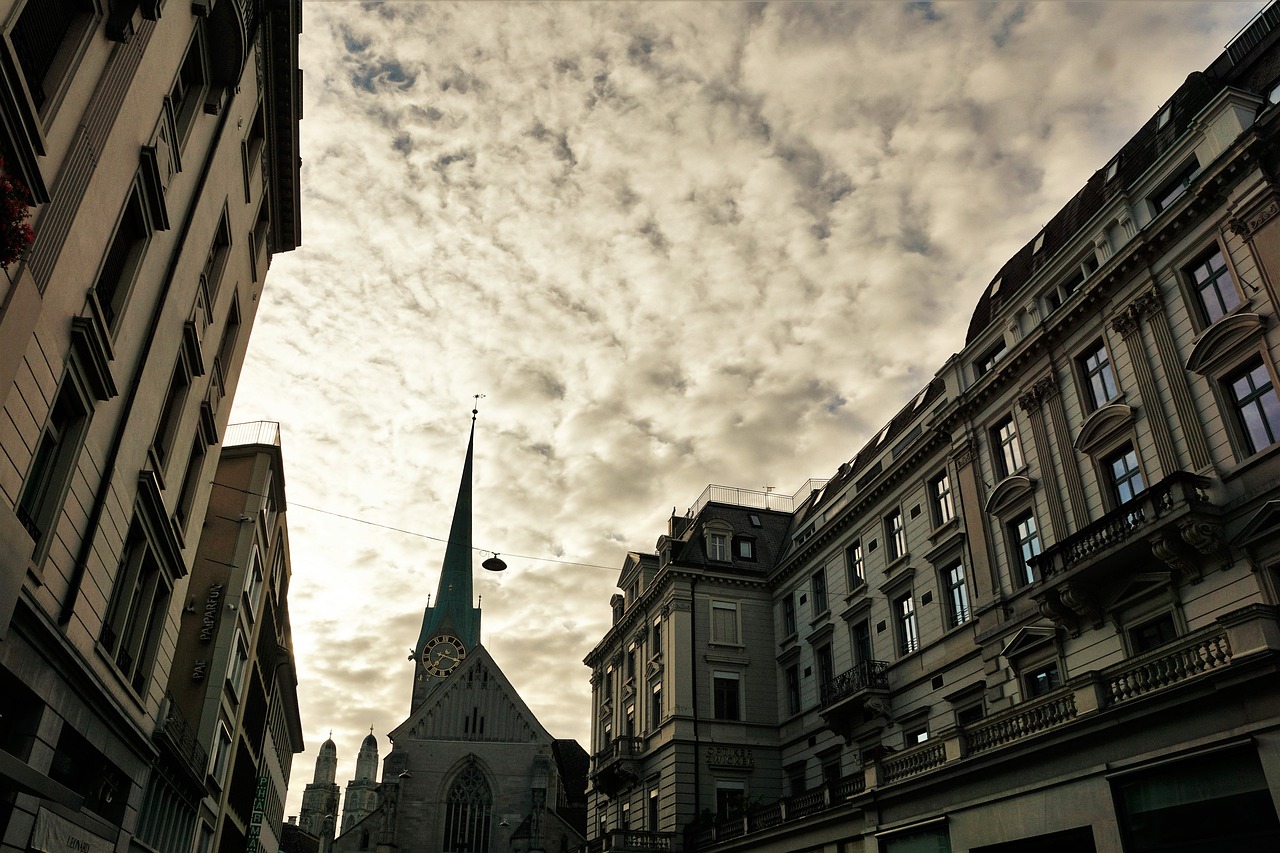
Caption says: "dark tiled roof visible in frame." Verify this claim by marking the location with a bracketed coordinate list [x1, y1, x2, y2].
[673, 504, 793, 571]
[965, 71, 1225, 344]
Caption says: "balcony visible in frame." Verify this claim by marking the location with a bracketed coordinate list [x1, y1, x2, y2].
[1030, 472, 1222, 632]
[685, 606, 1277, 851]
[817, 660, 891, 742]
[585, 830, 675, 852]
[591, 736, 645, 797]
[157, 694, 208, 788]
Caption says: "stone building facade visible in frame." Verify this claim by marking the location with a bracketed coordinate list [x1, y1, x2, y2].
[0, 4, 301, 853]
[585, 6, 1280, 853]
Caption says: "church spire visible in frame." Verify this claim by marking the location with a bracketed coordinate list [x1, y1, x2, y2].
[410, 401, 485, 709]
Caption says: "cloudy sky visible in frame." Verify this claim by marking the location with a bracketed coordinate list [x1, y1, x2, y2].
[227, 0, 1266, 817]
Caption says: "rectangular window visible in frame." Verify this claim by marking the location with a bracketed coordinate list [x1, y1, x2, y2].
[715, 782, 745, 821]
[1187, 246, 1242, 324]
[169, 31, 208, 147]
[785, 665, 801, 715]
[993, 415, 1024, 477]
[226, 631, 249, 699]
[151, 360, 191, 470]
[821, 755, 841, 785]
[214, 297, 241, 393]
[1129, 613, 1178, 654]
[650, 683, 662, 727]
[846, 540, 865, 588]
[174, 437, 206, 531]
[907, 727, 929, 746]
[10, 0, 94, 113]
[17, 378, 89, 548]
[895, 594, 919, 656]
[651, 619, 662, 656]
[712, 672, 740, 721]
[736, 537, 755, 560]
[1080, 341, 1119, 409]
[851, 620, 872, 666]
[811, 569, 828, 614]
[1151, 158, 1199, 212]
[885, 509, 906, 561]
[100, 522, 171, 694]
[1106, 445, 1145, 504]
[648, 788, 659, 832]
[945, 562, 970, 628]
[787, 765, 806, 797]
[782, 593, 797, 636]
[92, 192, 149, 333]
[1023, 661, 1061, 698]
[708, 532, 728, 561]
[1228, 357, 1280, 455]
[815, 644, 834, 692]
[208, 723, 232, 788]
[710, 601, 739, 644]
[977, 340, 1007, 377]
[1011, 512, 1041, 586]
[930, 471, 955, 525]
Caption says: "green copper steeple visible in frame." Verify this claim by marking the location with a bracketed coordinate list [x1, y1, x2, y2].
[411, 411, 483, 709]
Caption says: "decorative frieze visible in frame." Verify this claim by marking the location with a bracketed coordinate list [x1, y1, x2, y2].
[1228, 197, 1280, 238]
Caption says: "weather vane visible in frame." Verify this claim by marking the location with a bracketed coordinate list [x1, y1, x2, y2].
[472, 393, 485, 422]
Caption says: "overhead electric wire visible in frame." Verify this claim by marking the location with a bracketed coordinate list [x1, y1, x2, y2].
[209, 479, 622, 572]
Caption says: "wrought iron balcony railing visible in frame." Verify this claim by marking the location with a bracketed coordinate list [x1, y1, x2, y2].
[820, 660, 890, 708]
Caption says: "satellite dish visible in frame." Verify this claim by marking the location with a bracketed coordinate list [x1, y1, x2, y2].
[482, 553, 507, 572]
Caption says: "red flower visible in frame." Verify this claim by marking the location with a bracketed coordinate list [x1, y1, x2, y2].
[0, 158, 35, 269]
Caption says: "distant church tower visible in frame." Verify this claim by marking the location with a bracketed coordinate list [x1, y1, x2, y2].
[340, 730, 381, 833]
[409, 411, 484, 711]
[299, 735, 341, 853]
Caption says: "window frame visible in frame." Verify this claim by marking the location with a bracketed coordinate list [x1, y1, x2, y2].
[894, 592, 919, 657]
[1225, 355, 1280, 459]
[991, 414, 1025, 478]
[942, 561, 970, 629]
[709, 600, 740, 646]
[711, 670, 741, 721]
[16, 370, 92, 560]
[1103, 443, 1147, 507]
[845, 539, 865, 589]
[781, 593, 797, 637]
[811, 568, 829, 615]
[929, 469, 955, 527]
[1008, 510, 1041, 587]
[99, 519, 173, 696]
[1183, 242, 1244, 327]
[1078, 339, 1120, 410]
[885, 508, 906, 562]
[735, 536, 756, 561]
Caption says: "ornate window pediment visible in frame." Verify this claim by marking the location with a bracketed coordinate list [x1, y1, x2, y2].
[1075, 403, 1136, 456]
[1185, 312, 1267, 376]
[984, 475, 1036, 517]
[999, 625, 1057, 660]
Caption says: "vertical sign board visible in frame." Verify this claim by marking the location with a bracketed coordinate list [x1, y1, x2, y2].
[245, 775, 269, 853]
[30, 809, 115, 853]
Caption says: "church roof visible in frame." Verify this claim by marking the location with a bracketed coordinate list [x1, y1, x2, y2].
[319, 737, 337, 755]
[360, 732, 378, 751]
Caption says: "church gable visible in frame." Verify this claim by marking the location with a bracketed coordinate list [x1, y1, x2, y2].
[393, 645, 553, 745]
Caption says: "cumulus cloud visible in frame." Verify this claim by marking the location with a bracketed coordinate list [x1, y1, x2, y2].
[231, 0, 1264, 816]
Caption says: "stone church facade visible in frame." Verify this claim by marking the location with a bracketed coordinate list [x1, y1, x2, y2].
[329, 420, 589, 853]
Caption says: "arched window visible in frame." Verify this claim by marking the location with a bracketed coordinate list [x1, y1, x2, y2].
[443, 759, 492, 853]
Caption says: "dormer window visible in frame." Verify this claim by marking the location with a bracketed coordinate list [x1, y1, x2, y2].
[976, 340, 1007, 377]
[1151, 157, 1199, 213]
[736, 537, 756, 561]
[1105, 158, 1119, 182]
[1032, 231, 1045, 254]
[709, 533, 727, 561]
[1157, 104, 1172, 128]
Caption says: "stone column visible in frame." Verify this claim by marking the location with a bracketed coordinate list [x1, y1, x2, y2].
[950, 438, 998, 602]
[1113, 290, 1179, 476]
[1019, 375, 1068, 541]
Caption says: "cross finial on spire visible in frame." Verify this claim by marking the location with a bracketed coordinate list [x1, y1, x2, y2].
[472, 393, 485, 422]
[369, 726, 374, 736]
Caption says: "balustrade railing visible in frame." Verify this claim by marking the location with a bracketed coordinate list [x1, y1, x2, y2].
[820, 660, 890, 707]
[1105, 629, 1231, 704]
[1032, 471, 1208, 579]
[882, 741, 946, 783]
[965, 692, 1078, 755]
[593, 736, 645, 767]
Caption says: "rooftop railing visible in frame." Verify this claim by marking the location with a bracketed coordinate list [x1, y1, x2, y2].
[685, 479, 827, 518]
[224, 420, 281, 448]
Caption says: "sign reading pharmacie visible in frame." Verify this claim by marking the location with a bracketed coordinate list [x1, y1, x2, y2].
[30, 808, 115, 853]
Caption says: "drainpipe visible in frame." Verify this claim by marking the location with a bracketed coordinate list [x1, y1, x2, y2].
[60, 71, 240, 625]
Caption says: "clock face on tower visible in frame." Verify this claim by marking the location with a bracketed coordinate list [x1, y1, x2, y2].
[422, 635, 466, 677]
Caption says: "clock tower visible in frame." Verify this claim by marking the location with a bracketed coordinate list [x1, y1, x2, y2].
[410, 410, 484, 711]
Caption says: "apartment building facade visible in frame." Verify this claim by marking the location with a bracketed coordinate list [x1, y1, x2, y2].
[0, 4, 301, 853]
[586, 7, 1280, 853]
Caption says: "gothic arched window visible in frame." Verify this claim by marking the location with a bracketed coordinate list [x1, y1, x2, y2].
[443, 759, 492, 853]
